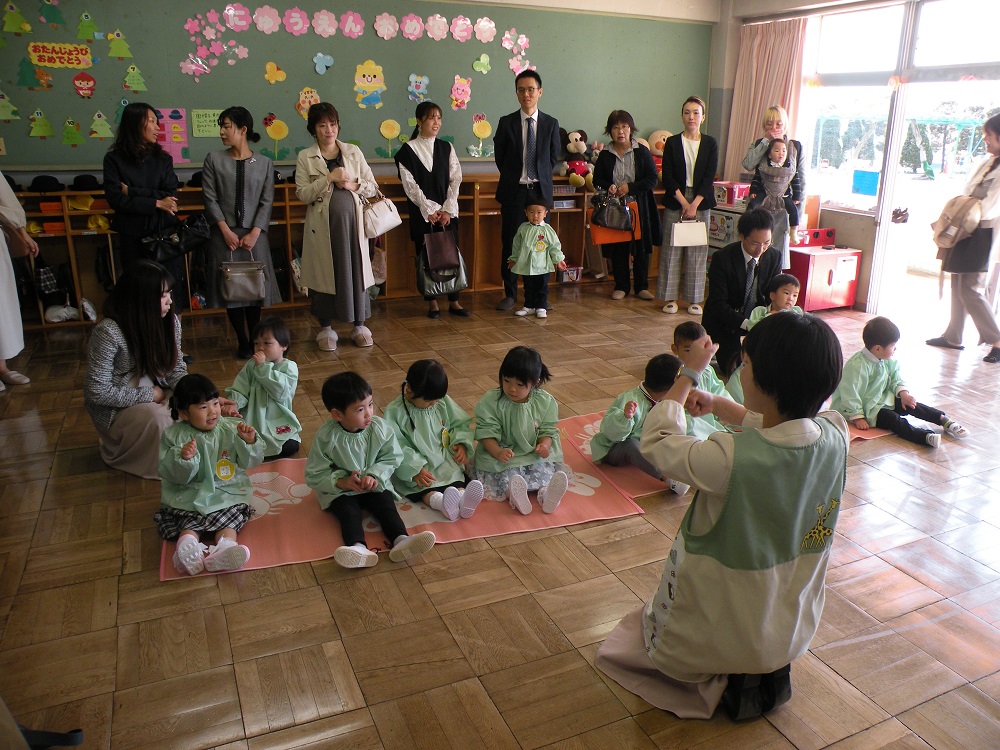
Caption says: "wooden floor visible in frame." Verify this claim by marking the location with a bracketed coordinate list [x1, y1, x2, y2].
[2, 279, 999, 750]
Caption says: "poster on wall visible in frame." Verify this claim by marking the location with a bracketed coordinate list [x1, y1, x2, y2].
[154, 107, 189, 163]
[191, 108, 223, 137]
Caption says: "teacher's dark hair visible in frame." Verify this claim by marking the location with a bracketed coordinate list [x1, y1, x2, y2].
[743, 312, 842, 419]
[985, 114, 1000, 137]
[682, 95, 707, 117]
[218, 106, 261, 144]
[737, 208, 775, 237]
[604, 110, 636, 137]
[104, 260, 178, 379]
[112, 102, 164, 164]
[515, 70, 542, 89]
[411, 101, 443, 140]
[306, 102, 340, 137]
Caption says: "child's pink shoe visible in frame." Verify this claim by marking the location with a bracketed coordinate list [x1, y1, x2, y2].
[509, 474, 531, 515]
[172, 536, 208, 576]
[204, 537, 251, 572]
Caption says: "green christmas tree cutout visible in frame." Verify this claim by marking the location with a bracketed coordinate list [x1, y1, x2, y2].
[123, 65, 146, 92]
[3, 2, 32, 33]
[62, 117, 84, 147]
[0, 90, 19, 121]
[29, 108, 53, 138]
[76, 11, 98, 42]
[38, 0, 63, 27]
[89, 110, 112, 139]
[107, 28, 130, 59]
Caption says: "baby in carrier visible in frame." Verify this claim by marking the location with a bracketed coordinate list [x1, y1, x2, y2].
[748, 138, 800, 244]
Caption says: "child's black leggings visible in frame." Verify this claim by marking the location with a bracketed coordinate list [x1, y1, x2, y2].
[326, 490, 407, 547]
[875, 397, 945, 445]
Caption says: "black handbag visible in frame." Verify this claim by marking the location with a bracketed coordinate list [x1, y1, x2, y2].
[423, 226, 461, 271]
[590, 191, 633, 232]
[415, 250, 468, 297]
[141, 213, 211, 263]
[940, 227, 992, 274]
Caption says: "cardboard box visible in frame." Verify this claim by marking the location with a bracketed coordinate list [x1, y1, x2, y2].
[713, 181, 750, 206]
[557, 265, 582, 282]
[709, 212, 737, 243]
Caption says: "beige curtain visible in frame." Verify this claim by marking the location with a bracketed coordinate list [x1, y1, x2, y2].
[723, 18, 807, 181]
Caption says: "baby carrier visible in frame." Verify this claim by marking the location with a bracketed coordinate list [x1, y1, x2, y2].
[749, 141, 797, 213]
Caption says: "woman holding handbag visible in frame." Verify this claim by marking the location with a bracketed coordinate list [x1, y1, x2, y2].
[0, 169, 39, 392]
[927, 113, 1000, 363]
[658, 96, 718, 316]
[202, 106, 281, 358]
[394, 101, 469, 318]
[295, 102, 380, 350]
[593, 110, 662, 301]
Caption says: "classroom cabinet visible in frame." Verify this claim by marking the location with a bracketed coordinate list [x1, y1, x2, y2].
[13, 175, 647, 331]
[788, 246, 862, 312]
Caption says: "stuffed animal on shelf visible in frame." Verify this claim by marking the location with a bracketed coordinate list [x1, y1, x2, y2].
[559, 128, 593, 190]
[647, 129, 671, 181]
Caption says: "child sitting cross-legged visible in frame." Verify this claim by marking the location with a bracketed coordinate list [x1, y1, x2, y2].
[305, 371, 436, 569]
[591, 353, 690, 496]
[831, 316, 969, 447]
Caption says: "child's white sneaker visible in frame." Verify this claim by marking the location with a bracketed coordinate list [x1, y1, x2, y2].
[460, 480, 484, 519]
[668, 479, 690, 496]
[514, 307, 536, 317]
[172, 536, 208, 576]
[925, 432, 941, 448]
[538, 470, 568, 513]
[334, 543, 379, 569]
[441, 487, 462, 521]
[943, 419, 969, 439]
[389, 531, 436, 562]
[508, 474, 532, 515]
[204, 537, 251, 572]
[536, 309, 547, 319]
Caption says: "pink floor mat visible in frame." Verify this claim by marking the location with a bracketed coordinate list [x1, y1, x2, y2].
[848, 424, 891, 441]
[160, 442, 644, 580]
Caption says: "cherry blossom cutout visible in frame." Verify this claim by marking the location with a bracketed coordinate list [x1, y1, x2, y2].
[283, 7, 308, 36]
[340, 11, 363, 38]
[400, 13, 423, 40]
[253, 5, 280, 34]
[425, 14, 447, 41]
[474, 17, 496, 43]
[450, 15, 472, 42]
[373, 12, 397, 40]
[223, 3, 251, 32]
[311, 9, 336, 37]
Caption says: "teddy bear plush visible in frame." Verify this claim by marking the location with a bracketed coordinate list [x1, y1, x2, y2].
[559, 128, 594, 190]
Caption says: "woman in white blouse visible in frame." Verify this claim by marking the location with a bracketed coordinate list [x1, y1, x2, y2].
[394, 102, 469, 318]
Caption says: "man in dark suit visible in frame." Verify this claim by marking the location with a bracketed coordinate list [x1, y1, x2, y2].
[493, 70, 561, 310]
[703, 209, 782, 377]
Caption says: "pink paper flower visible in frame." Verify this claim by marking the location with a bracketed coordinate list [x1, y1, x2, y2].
[253, 5, 280, 35]
[517, 34, 529, 50]
[311, 10, 337, 37]
[206, 9, 220, 25]
[400, 13, 423, 40]
[283, 7, 309, 36]
[196, 44, 209, 58]
[450, 15, 472, 42]
[228, 39, 236, 46]
[373, 13, 398, 40]
[474, 17, 496, 43]
[502, 28, 516, 50]
[209, 40, 224, 56]
[209, 58, 219, 67]
[426, 14, 448, 41]
[236, 45, 248, 59]
[203, 26, 217, 40]
[340, 11, 364, 39]
[180, 57, 209, 78]
[223, 3, 252, 32]
[183, 17, 201, 35]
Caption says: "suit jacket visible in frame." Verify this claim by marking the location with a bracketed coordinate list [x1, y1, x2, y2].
[593, 143, 663, 252]
[702, 241, 782, 335]
[103, 148, 179, 237]
[493, 110, 561, 206]
[661, 133, 718, 211]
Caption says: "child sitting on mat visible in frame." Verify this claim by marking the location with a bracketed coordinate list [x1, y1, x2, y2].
[831, 316, 969, 447]
[156, 373, 263, 576]
[596, 311, 848, 720]
[471, 346, 570, 515]
[672, 322, 734, 438]
[383, 359, 485, 521]
[306, 371, 436, 569]
[226, 316, 302, 461]
[591, 353, 690, 496]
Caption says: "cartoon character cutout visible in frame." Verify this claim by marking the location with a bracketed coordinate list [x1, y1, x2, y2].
[295, 86, 319, 120]
[0, 91, 19, 121]
[72, 71, 95, 98]
[407, 74, 428, 103]
[29, 108, 53, 138]
[450, 75, 471, 111]
[354, 60, 386, 109]
[89, 110, 113, 139]
[62, 117, 84, 147]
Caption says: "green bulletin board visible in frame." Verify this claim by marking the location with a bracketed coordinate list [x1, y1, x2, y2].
[0, 1, 712, 167]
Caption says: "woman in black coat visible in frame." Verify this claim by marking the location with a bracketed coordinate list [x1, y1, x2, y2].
[103, 102, 179, 273]
[593, 110, 663, 300]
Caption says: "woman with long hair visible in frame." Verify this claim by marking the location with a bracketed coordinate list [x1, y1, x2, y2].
[202, 105, 280, 357]
[83, 260, 188, 478]
[394, 101, 469, 317]
[103, 102, 179, 272]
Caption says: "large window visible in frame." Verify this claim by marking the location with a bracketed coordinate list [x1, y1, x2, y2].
[914, 0, 1000, 67]
[811, 6, 903, 74]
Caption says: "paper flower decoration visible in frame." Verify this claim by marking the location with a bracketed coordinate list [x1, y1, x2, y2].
[474, 17, 496, 43]
[253, 5, 280, 34]
[313, 52, 333, 74]
[374, 13, 397, 40]
[400, 13, 423, 40]
[262, 113, 289, 160]
[340, 11, 363, 38]
[473, 54, 490, 74]
[425, 14, 448, 41]
[264, 61, 286, 84]
[450, 15, 473, 42]
[376, 119, 402, 158]
[223, 3, 252, 32]
[468, 113, 493, 157]
[283, 7, 308, 35]
[180, 56, 210, 81]
[311, 10, 337, 37]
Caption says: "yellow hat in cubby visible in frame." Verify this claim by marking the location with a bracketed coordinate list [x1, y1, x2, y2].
[69, 194, 94, 210]
[87, 214, 110, 231]
[27, 220, 43, 233]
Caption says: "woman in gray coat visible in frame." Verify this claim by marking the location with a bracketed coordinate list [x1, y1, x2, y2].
[202, 106, 280, 358]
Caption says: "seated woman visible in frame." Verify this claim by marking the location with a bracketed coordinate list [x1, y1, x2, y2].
[83, 261, 188, 479]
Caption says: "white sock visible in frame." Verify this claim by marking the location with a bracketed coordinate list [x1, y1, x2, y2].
[426, 491, 444, 511]
[352, 542, 369, 552]
[393, 535, 408, 547]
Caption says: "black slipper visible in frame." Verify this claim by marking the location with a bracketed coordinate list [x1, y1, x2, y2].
[448, 307, 471, 317]
[926, 337, 964, 350]
[984, 346, 1000, 364]
[427, 309, 441, 319]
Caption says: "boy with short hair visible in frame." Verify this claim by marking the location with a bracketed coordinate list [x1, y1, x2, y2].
[508, 198, 567, 319]
[673, 321, 733, 438]
[591, 353, 689, 495]
[305, 371, 436, 569]
[831, 316, 969, 447]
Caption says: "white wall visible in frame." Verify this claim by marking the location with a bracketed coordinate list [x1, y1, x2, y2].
[460, 0, 721, 23]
